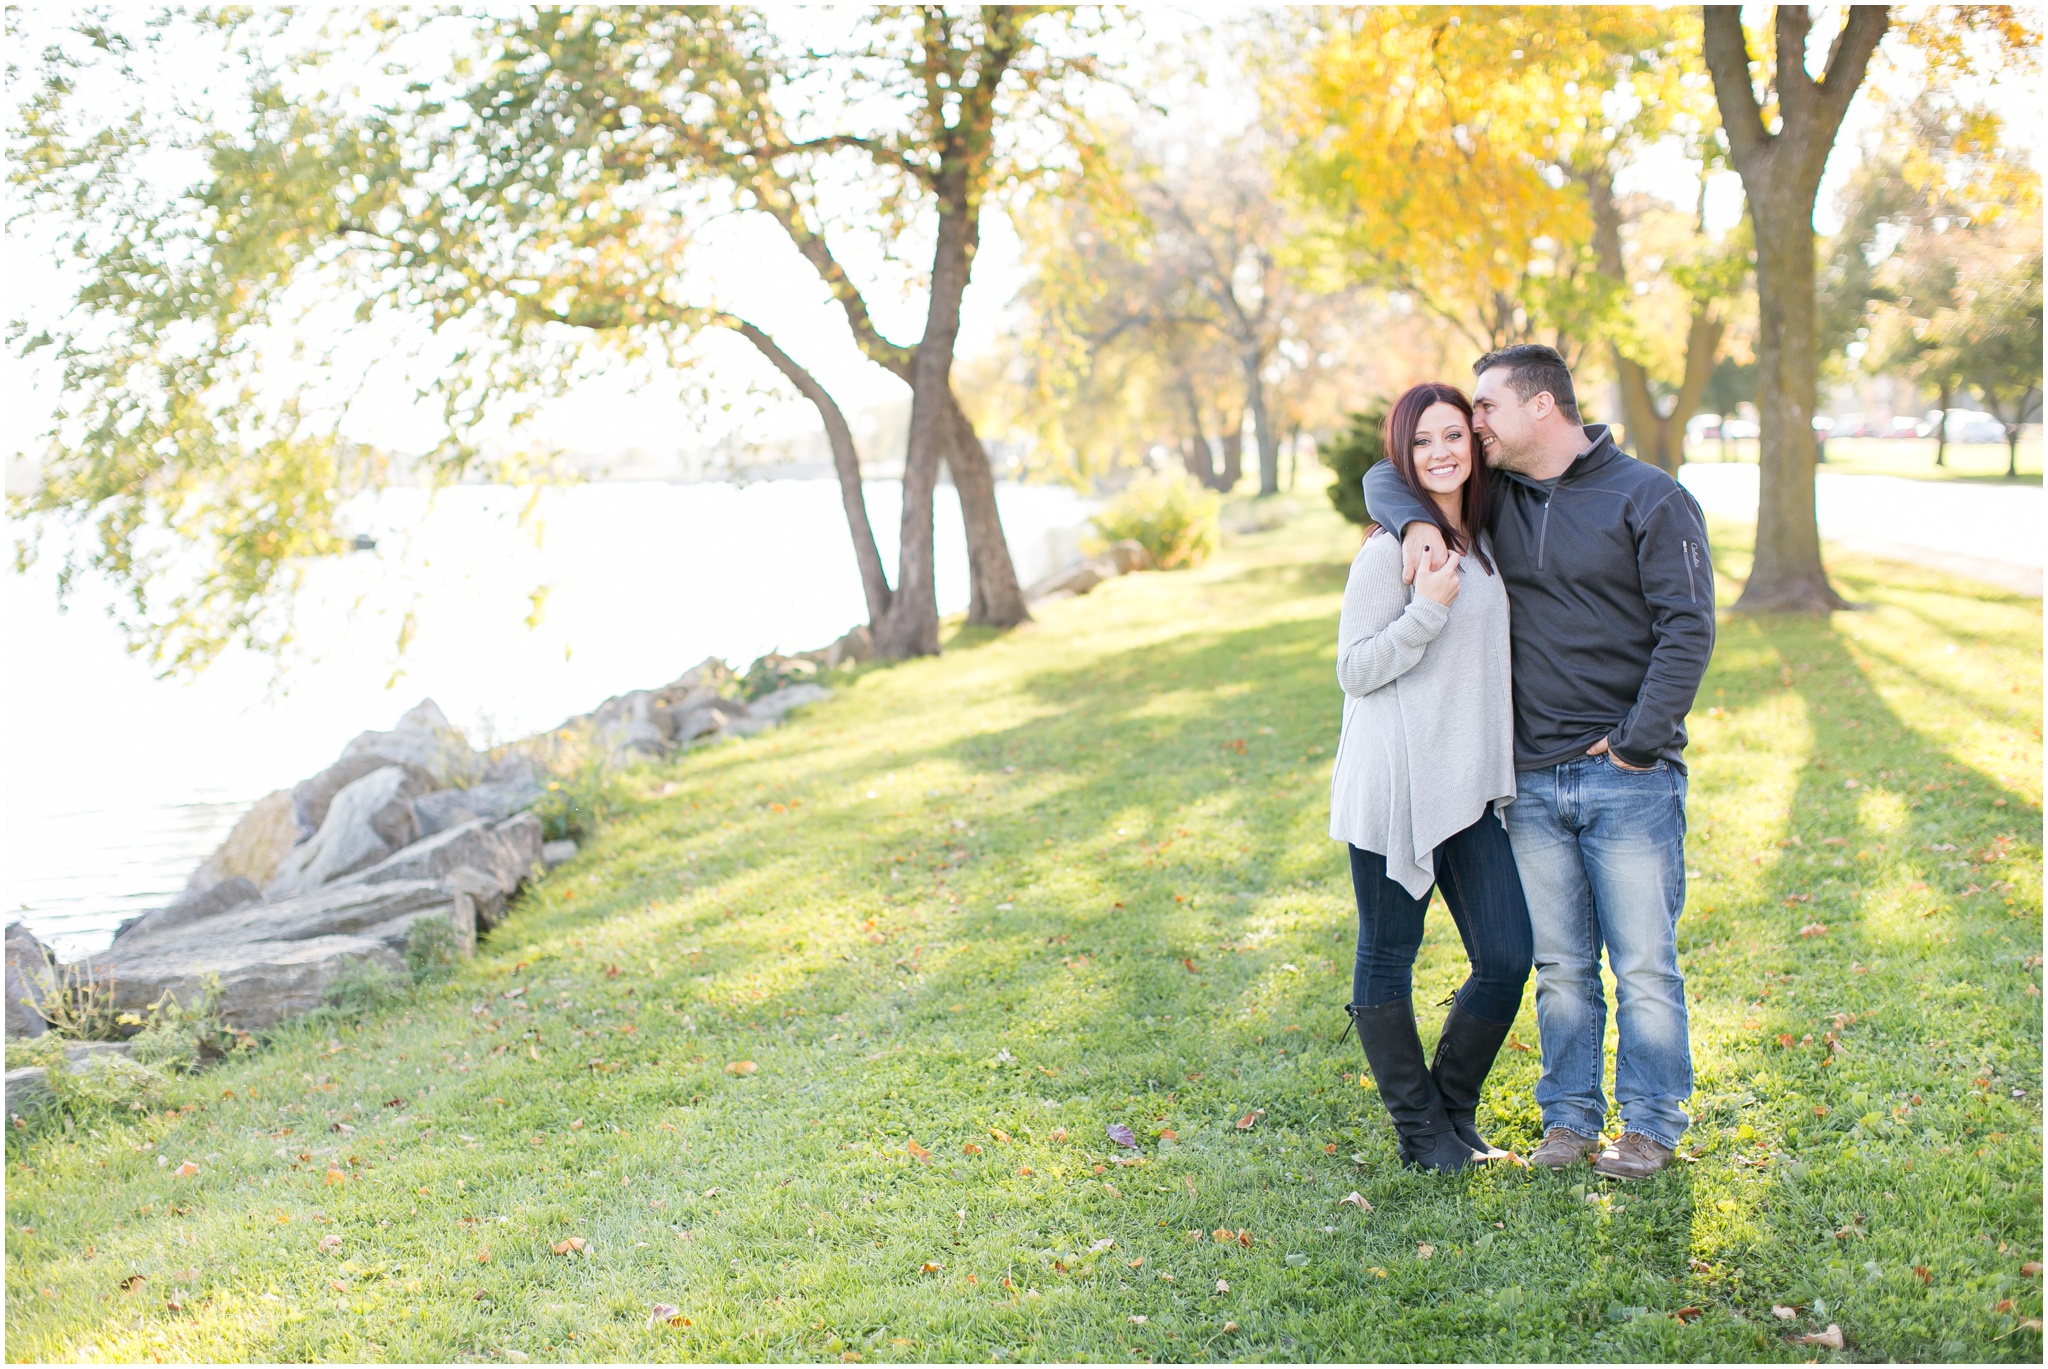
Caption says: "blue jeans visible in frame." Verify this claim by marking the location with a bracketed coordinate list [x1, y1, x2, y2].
[1349, 809, 1533, 1024]
[1503, 754, 1692, 1148]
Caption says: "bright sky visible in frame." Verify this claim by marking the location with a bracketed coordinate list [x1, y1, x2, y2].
[2, 7, 2036, 471]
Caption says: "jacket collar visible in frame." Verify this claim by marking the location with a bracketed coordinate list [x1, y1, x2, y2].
[1501, 424, 1623, 492]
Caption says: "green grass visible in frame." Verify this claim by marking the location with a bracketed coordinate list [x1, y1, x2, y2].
[6, 506, 2041, 1363]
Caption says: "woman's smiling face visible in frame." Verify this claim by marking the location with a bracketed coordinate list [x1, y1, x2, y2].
[1411, 401, 1475, 495]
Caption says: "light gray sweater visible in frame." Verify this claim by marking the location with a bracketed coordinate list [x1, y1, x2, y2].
[1328, 531, 1515, 897]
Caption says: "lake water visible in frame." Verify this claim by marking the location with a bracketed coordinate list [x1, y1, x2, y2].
[2, 479, 1096, 957]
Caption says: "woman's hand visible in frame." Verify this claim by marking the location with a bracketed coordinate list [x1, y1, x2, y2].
[1414, 549, 1461, 607]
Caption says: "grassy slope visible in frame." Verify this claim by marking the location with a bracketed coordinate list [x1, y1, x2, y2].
[6, 504, 2041, 1364]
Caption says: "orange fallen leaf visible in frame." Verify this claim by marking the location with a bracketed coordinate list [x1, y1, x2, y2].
[1798, 923, 1829, 938]
[1777, 1034, 1795, 1048]
[174, 1161, 199, 1178]
[2023, 1262, 2042, 1277]
[1017, 1166, 1033, 1176]
[318, 1234, 342, 1253]
[328, 1278, 348, 1294]
[1506, 1035, 1533, 1052]
[725, 1061, 757, 1077]
[1672, 1307, 1702, 1323]
[476, 1248, 491, 1264]
[1160, 1129, 1179, 1143]
[906, 1138, 932, 1163]
[1183, 958, 1200, 974]
[1235, 1112, 1262, 1131]
[1048, 1127, 1066, 1143]
[551, 1236, 588, 1256]
[962, 1142, 983, 1155]
[119, 1273, 147, 1291]
[989, 1128, 1012, 1144]
[1213, 1228, 1233, 1243]
[919, 1261, 943, 1275]
[323, 1167, 347, 1186]
[1915, 1266, 1931, 1284]
[1237, 1229, 1252, 1247]
[1792, 1325, 1845, 1350]
[1127, 1257, 1145, 1268]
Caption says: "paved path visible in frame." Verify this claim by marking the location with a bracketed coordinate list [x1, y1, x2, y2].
[1679, 464, 2043, 596]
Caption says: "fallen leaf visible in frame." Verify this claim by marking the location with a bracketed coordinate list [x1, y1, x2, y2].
[2023, 1262, 2042, 1277]
[1126, 1257, 1144, 1269]
[1506, 1035, 1533, 1052]
[475, 1248, 490, 1264]
[1213, 1228, 1233, 1244]
[1017, 1166, 1033, 1176]
[1106, 1123, 1139, 1149]
[1997, 1299, 2015, 1313]
[725, 1061, 757, 1076]
[328, 1279, 348, 1294]
[1416, 1243, 1435, 1260]
[1340, 1192, 1374, 1212]
[1915, 1266, 1931, 1284]
[551, 1237, 587, 1256]
[1777, 1034, 1796, 1048]
[1128, 1314, 1148, 1325]
[1235, 1112, 1260, 1131]
[164, 1297, 183, 1312]
[919, 1261, 943, 1275]
[1368, 1266, 1389, 1278]
[323, 1167, 347, 1186]
[1672, 1307, 1702, 1323]
[174, 1161, 199, 1178]
[318, 1234, 342, 1253]
[1046, 1128, 1064, 1143]
[1183, 958, 1200, 973]
[1792, 1325, 1845, 1350]
[1159, 1128, 1178, 1142]
[1772, 1306, 1797, 1321]
[989, 1128, 1013, 1144]
[1214, 1278, 1229, 1295]
[1285, 1253, 1310, 1268]
[962, 1142, 983, 1155]
[646, 1303, 682, 1328]
[1799, 923, 1829, 938]
[1237, 1229, 1252, 1247]
[119, 1274, 146, 1291]
[906, 1138, 932, 1164]
[1088, 1238, 1115, 1255]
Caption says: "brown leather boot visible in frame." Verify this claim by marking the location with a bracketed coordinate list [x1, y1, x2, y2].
[1591, 1132, 1674, 1178]
[1528, 1127, 1602, 1170]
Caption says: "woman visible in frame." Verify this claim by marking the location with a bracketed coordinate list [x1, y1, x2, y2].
[1330, 382, 1532, 1174]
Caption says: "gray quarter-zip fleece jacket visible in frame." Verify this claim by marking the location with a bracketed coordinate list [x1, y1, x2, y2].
[1363, 425, 1714, 772]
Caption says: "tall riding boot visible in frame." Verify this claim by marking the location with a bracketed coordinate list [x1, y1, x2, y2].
[1431, 1004, 1515, 1161]
[1349, 999, 1477, 1174]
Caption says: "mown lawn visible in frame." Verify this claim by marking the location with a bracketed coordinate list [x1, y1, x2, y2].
[6, 501, 2041, 1363]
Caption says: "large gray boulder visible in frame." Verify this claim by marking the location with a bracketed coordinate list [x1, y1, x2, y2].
[185, 790, 300, 892]
[493, 813, 544, 889]
[747, 682, 832, 722]
[290, 700, 479, 838]
[94, 934, 409, 1031]
[354, 818, 527, 896]
[412, 776, 543, 838]
[267, 766, 431, 898]
[5, 923, 51, 1040]
[113, 876, 262, 945]
[108, 879, 455, 956]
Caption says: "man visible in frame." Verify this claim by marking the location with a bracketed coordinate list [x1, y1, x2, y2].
[1363, 344, 1714, 1178]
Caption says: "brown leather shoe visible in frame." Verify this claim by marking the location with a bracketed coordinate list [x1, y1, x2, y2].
[1528, 1127, 1602, 1170]
[1592, 1132, 1674, 1178]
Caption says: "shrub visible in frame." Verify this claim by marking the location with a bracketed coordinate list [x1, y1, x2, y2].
[1323, 403, 1389, 527]
[1091, 472, 1220, 570]
[323, 960, 407, 1014]
[405, 917, 463, 982]
[27, 953, 126, 1042]
[532, 761, 631, 844]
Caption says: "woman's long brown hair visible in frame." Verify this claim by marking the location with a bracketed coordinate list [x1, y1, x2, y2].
[1381, 382, 1494, 575]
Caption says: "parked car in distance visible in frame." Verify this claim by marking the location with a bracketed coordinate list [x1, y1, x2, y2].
[1721, 418, 1760, 441]
[1928, 408, 2008, 444]
[1687, 413, 1723, 443]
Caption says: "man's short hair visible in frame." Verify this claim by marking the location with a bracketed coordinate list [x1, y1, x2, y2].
[1474, 344, 1580, 423]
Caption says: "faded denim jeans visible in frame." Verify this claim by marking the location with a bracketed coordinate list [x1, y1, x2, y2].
[1504, 753, 1692, 1149]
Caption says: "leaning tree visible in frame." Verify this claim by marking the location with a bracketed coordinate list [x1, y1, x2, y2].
[14, 7, 1093, 666]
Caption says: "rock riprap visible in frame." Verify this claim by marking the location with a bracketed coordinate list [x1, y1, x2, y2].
[7, 653, 836, 1042]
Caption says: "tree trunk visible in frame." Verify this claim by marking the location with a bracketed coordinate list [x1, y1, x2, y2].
[1934, 380, 1951, 466]
[1612, 309, 1726, 476]
[1219, 428, 1243, 491]
[873, 196, 979, 660]
[942, 387, 1030, 628]
[1178, 378, 1219, 487]
[1243, 349, 1280, 495]
[1703, 4, 1887, 614]
[1742, 194, 1847, 610]
[730, 320, 892, 628]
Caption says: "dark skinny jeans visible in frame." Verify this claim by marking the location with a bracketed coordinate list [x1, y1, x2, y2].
[1349, 808, 1533, 1025]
